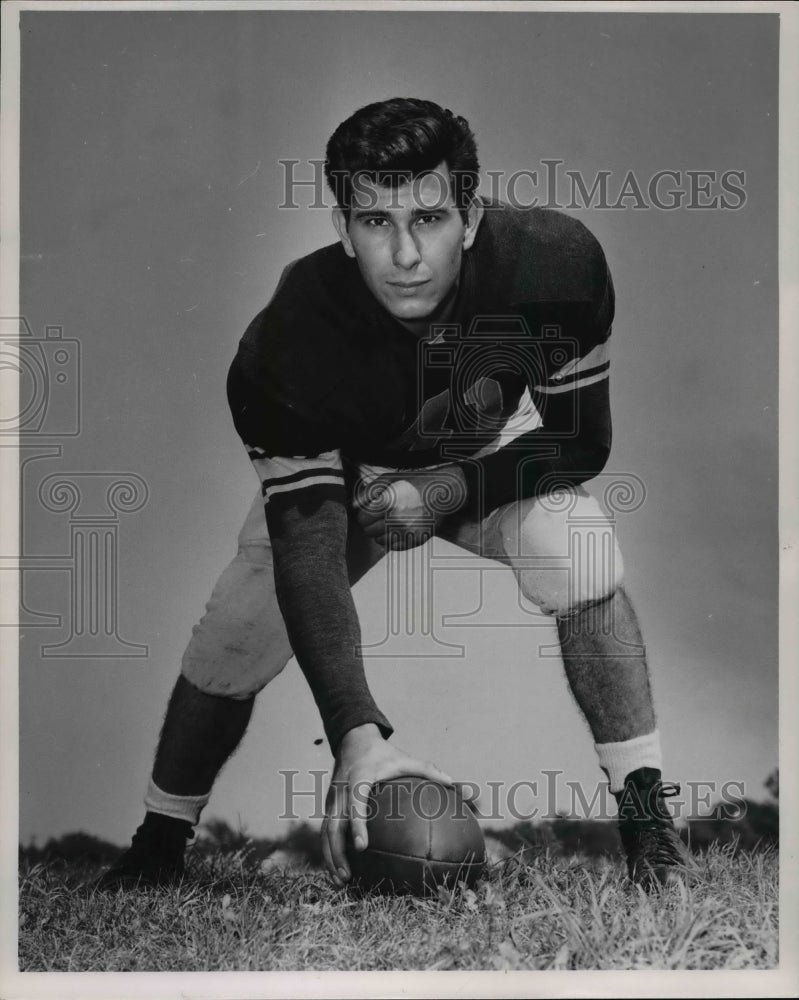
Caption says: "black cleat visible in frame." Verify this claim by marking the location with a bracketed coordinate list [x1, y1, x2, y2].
[614, 767, 691, 891]
[94, 812, 194, 891]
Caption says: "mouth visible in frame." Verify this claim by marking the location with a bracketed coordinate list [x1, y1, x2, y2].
[387, 279, 431, 294]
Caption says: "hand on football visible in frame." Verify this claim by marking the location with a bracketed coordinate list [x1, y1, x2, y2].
[321, 723, 454, 887]
[353, 466, 468, 550]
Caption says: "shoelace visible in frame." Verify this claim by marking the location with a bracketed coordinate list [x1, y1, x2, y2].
[646, 781, 681, 821]
[635, 823, 686, 865]
[628, 784, 686, 867]
[618, 780, 681, 825]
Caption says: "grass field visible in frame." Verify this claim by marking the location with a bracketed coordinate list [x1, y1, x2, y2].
[18, 841, 778, 972]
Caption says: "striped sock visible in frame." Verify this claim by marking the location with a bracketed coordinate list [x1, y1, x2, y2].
[595, 730, 662, 794]
[144, 777, 210, 826]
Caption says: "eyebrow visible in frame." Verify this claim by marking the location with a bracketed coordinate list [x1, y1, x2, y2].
[351, 205, 453, 220]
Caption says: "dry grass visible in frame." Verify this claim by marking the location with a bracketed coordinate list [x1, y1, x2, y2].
[18, 842, 778, 972]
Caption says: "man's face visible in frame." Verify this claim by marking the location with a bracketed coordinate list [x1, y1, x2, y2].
[333, 163, 482, 331]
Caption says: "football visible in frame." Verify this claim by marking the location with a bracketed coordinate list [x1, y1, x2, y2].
[346, 776, 486, 896]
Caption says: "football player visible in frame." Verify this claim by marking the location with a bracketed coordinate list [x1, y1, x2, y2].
[98, 98, 689, 892]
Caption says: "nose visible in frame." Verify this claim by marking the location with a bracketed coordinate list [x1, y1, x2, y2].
[392, 227, 422, 270]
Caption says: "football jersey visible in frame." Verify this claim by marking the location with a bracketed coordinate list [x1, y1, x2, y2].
[227, 201, 614, 517]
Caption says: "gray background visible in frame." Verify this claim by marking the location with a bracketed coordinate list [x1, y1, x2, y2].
[17, 11, 777, 845]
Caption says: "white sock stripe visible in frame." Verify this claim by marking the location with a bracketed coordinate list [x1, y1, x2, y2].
[594, 729, 662, 794]
[144, 777, 210, 826]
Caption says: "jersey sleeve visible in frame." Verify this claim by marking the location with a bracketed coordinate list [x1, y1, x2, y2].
[227, 350, 347, 516]
[532, 338, 610, 397]
[459, 223, 615, 513]
[526, 262, 613, 467]
[226, 329, 392, 752]
[528, 254, 614, 400]
[246, 448, 346, 511]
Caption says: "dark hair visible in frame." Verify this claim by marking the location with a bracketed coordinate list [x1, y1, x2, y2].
[324, 97, 480, 220]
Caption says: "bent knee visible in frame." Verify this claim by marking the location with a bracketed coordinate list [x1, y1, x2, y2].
[181, 639, 291, 699]
[500, 490, 624, 617]
[179, 547, 291, 699]
[180, 600, 293, 698]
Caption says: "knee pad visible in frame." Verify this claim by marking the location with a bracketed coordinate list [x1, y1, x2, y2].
[499, 489, 624, 617]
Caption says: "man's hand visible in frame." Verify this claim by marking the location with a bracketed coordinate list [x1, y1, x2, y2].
[353, 465, 468, 550]
[321, 723, 454, 887]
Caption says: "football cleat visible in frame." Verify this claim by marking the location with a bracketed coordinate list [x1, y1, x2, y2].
[614, 767, 692, 890]
[94, 812, 193, 891]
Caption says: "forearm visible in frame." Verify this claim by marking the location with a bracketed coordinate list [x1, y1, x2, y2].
[460, 434, 609, 513]
[458, 379, 612, 513]
[268, 500, 392, 753]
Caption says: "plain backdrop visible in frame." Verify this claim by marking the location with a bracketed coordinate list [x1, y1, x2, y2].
[16, 10, 777, 845]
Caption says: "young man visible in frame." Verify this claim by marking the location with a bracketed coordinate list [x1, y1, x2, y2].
[99, 98, 688, 892]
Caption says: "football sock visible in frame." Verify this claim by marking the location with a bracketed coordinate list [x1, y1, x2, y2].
[144, 776, 210, 826]
[594, 729, 662, 794]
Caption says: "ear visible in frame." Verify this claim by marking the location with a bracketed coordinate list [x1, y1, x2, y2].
[332, 208, 356, 258]
[462, 197, 485, 252]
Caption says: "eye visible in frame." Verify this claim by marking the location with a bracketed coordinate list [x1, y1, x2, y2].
[364, 217, 390, 228]
[416, 214, 441, 225]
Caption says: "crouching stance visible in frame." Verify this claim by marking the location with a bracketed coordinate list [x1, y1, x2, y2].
[98, 98, 689, 894]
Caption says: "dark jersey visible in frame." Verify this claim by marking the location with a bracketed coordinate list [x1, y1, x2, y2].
[227, 203, 615, 751]
[228, 202, 614, 519]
